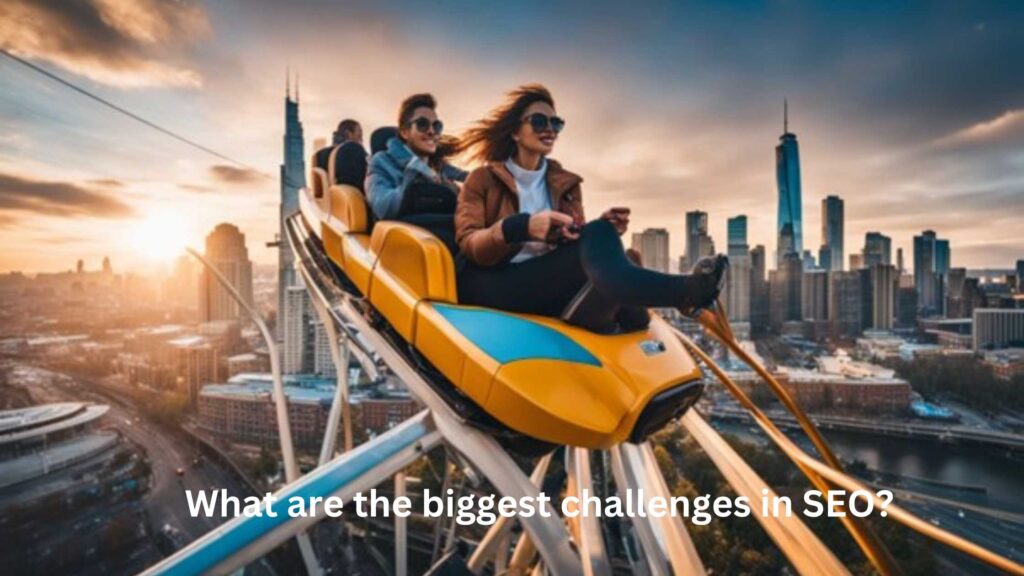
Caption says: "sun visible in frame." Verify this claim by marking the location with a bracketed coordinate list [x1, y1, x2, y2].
[128, 212, 193, 262]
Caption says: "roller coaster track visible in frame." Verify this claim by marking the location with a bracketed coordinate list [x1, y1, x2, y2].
[138, 212, 1024, 576]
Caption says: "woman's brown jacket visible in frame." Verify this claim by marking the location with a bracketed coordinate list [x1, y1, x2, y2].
[455, 159, 584, 267]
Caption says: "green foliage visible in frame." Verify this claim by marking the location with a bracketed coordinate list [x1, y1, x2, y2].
[651, 424, 939, 575]
[896, 356, 1024, 412]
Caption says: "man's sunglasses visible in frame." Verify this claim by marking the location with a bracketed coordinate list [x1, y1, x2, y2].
[408, 117, 444, 135]
[523, 113, 565, 134]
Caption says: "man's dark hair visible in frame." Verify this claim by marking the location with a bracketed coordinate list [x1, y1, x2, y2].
[333, 119, 361, 144]
[397, 93, 436, 130]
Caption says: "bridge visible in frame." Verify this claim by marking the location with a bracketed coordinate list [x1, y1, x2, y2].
[707, 405, 1024, 451]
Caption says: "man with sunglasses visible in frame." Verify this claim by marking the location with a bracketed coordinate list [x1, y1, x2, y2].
[366, 93, 467, 251]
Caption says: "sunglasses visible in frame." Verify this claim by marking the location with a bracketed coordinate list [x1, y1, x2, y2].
[523, 113, 565, 134]
[408, 116, 444, 135]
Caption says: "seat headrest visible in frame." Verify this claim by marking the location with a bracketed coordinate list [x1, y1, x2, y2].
[370, 127, 399, 156]
[310, 167, 329, 199]
[329, 142, 368, 191]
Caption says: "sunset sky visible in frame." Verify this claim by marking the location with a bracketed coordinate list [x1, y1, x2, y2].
[0, 0, 1021, 275]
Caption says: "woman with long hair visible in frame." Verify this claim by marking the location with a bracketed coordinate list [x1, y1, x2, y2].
[454, 84, 726, 332]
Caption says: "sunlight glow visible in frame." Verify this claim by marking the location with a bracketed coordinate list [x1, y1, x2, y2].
[127, 212, 193, 262]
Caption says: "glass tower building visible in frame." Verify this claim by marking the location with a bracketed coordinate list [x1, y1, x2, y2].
[278, 74, 306, 335]
[776, 100, 803, 266]
[820, 195, 844, 272]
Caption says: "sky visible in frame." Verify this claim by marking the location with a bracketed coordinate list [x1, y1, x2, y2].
[0, 0, 1022, 275]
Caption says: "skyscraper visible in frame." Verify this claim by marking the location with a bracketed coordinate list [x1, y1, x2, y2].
[914, 230, 950, 316]
[749, 245, 769, 333]
[279, 71, 306, 333]
[726, 216, 751, 322]
[870, 264, 896, 331]
[199, 223, 254, 323]
[630, 228, 670, 273]
[282, 285, 312, 374]
[820, 195, 844, 272]
[801, 268, 828, 321]
[862, 232, 892, 268]
[278, 72, 330, 375]
[776, 100, 803, 266]
[769, 252, 803, 331]
[946, 268, 967, 318]
[684, 211, 715, 271]
[935, 239, 950, 276]
[727, 216, 748, 257]
[1017, 260, 1024, 294]
[829, 271, 863, 338]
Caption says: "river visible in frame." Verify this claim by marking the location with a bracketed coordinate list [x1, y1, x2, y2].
[713, 420, 1024, 515]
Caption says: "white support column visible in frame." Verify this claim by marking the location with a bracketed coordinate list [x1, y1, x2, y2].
[186, 248, 321, 575]
[395, 472, 408, 576]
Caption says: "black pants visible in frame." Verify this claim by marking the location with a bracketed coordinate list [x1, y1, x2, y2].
[458, 219, 688, 318]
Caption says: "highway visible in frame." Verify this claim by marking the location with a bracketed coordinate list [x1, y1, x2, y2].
[6, 362, 273, 574]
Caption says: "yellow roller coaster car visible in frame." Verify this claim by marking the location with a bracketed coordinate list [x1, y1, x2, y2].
[298, 162, 704, 452]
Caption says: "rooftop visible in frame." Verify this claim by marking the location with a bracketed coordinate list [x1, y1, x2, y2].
[201, 373, 337, 404]
[0, 403, 110, 445]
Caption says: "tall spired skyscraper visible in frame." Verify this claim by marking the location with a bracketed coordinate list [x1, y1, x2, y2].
[278, 72, 306, 332]
[776, 100, 803, 266]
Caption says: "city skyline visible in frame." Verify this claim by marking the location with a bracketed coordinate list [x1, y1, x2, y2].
[0, 1, 1022, 274]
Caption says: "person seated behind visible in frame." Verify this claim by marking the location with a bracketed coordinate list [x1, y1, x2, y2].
[315, 119, 368, 190]
[366, 93, 467, 253]
[454, 84, 726, 333]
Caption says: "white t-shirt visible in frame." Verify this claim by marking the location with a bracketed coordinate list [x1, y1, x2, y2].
[507, 157, 553, 263]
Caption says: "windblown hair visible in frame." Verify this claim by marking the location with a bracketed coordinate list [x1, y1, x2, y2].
[457, 84, 555, 164]
[397, 92, 455, 171]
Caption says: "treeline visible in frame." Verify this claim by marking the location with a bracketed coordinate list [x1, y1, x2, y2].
[895, 356, 1024, 413]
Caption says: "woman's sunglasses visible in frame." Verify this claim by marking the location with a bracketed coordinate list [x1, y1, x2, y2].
[523, 113, 565, 134]
[408, 116, 444, 135]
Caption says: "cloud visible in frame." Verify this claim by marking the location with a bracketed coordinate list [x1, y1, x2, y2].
[0, 171, 136, 218]
[89, 178, 124, 188]
[0, 0, 209, 88]
[209, 164, 265, 185]
[178, 182, 214, 193]
[934, 109, 1024, 147]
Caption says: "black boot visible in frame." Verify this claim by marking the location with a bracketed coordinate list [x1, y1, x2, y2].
[678, 254, 729, 318]
[561, 281, 621, 334]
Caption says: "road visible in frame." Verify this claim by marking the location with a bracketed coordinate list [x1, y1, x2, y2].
[5, 362, 271, 574]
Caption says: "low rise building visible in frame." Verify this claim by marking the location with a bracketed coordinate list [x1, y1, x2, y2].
[981, 348, 1024, 380]
[197, 374, 422, 450]
[774, 351, 910, 413]
[198, 373, 334, 450]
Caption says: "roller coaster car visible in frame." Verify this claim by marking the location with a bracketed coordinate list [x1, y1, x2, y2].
[299, 161, 704, 453]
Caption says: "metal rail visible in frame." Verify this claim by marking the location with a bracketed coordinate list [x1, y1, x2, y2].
[679, 412, 849, 575]
[149, 205, 1023, 576]
[186, 248, 321, 575]
[675, 322, 1024, 575]
[694, 304, 900, 575]
[286, 213, 585, 575]
[139, 411, 441, 575]
[565, 447, 613, 576]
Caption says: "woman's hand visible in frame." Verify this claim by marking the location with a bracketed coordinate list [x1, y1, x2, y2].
[528, 210, 579, 242]
[601, 207, 631, 235]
